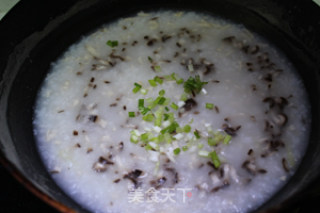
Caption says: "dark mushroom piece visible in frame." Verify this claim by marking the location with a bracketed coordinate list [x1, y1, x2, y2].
[92, 156, 114, 173]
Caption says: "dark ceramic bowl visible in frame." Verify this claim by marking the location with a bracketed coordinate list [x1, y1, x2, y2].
[1, 0, 320, 212]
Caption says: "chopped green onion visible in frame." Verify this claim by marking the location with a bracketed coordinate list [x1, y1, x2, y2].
[164, 74, 172, 81]
[176, 78, 184, 84]
[146, 97, 153, 104]
[173, 148, 181, 155]
[206, 103, 214, 110]
[161, 122, 179, 134]
[141, 132, 153, 143]
[209, 151, 221, 168]
[138, 99, 150, 115]
[152, 96, 165, 106]
[183, 125, 191, 133]
[130, 130, 139, 144]
[128, 112, 135, 117]
[194, 130, 201, 139]
[183, 75, 208, 95]
[154, 76, 163, 84]
[176, 127, 183, 133]
[164, 133, 173, 143]
[133, 83, 142, 93]
[143, 114, 155, 122]
[171, 102, 179, 110]
[148, 56, 153, 63]
[150, 137, 159, 143]
[208, 137, 217, 146]
[106, 40, 118, 47]
[148, 79, 157, 87]
[141, 132, 150, 142]
[158, 97, 166, 105]
[198, 150, 209, 157]
[159, 89, 165, 96]
[147, 97, 159, 110]
[182, 146, 188, 151]
[165, 106, 169, 112]
[130, 136, 139, 144]
[223, 134, 232, 144]
[138, 99, 144, 110]
[140, 107, 150, 115]
[163, 98, 170, 106]
[134, 82, 141, 87]
[154, 107, 164, 127]
[211, 131, 225, 144]
[145, 144, 153, 150]
[140, 88, 148, 95]
[171, 73, 177, 80]
[167, 112, 175, 123]
[163, 113, 170, 121]
[157, 134, 165, 143]
[180, 93, 188, 101]
[154, 65, 161, 72]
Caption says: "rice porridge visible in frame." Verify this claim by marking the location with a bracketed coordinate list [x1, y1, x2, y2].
[33, 11, 310, 213]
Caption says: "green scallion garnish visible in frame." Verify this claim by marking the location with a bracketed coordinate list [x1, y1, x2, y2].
[171, 73, 177, 80]
[206, 103, 214, 110]
[161, 122, 179, 134]
[183, 125, 191, 133]
[198, 150, 210, 157]
[163, 113, 170, 121]
[138, 99, 144, 110]
[171, 102, 179, 110]
[106, 40, 118, 48]
[158, 97, 166, 105]
[133, 83, 142, 93]
[143, 114, 155, 122]
[183, 75, 208, 95]
[130, 130, 139, 144]
[208, 137, 217, 146]
[140, 107, 150, 115]
[176, 78, 184, 84]
[148, 79, 157, 87]
[154, 107, 164, 127]
[167, 112, 175, 123]
[182, 146, 188, 151]
[164, 132, 173, 143]
[138, 99, 150, 115]
[145, 144, 153, 150]
[180, 93, 188, 101]
[209, 151, 221, 168]
[128, 112, 135, 117]
[194, 130, 201, 139]
[154, 76, 163, 84]
[141, 132, 151, 142]
[173, 148, 181, 155]
[223, 134, 232, 144]
[154, 65, 161, 72]
[159, 89, 165, 96]
[140, 88, 148, 95]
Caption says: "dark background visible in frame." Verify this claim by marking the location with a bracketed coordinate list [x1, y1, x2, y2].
[0, 164, 58, 213]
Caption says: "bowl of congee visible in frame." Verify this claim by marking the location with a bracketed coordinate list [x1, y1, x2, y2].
[1, 0, 320, 212]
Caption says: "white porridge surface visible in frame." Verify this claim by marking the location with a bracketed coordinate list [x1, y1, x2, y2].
[34, 11, 310, 213]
